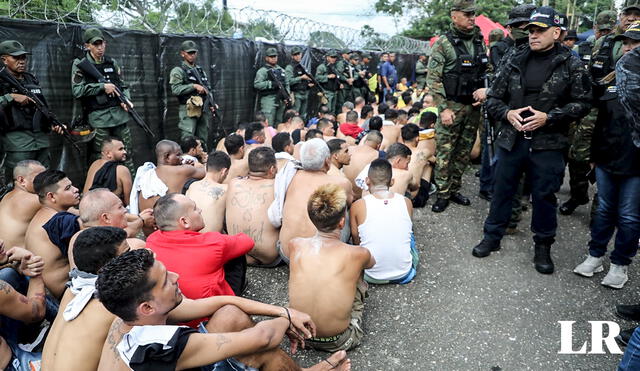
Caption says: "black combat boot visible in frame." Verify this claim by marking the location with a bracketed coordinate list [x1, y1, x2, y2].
[534, 244, 554, 274]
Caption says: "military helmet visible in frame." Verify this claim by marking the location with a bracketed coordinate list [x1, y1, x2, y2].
[507, 4, 537, 26]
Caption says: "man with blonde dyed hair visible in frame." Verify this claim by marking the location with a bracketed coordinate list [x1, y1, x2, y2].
[288, 184, 374, 352]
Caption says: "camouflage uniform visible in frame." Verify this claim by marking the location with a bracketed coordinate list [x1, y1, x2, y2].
[285, 46, 310, 120]
[169, 40, 212, 146]
[0, 40, 50, 181]
[427, 18, 489, 203]
[254, 48, 290, 126]
[72, 28, 134, 175]
[565, 10, 619, 215]
[335, 51, 352, 113]
[415, 55, 428, 90]
[315, 51, 340, 114]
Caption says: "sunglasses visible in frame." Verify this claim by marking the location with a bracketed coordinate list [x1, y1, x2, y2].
[187, 51, 197, 55]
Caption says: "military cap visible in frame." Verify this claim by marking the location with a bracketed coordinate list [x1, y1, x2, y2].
[565, 30, 579, 40]
[623, 1, 640, 13]
[341, 49, 351, 55]
[595, 10, 617, 31]
[83, 28, 105, 44]
[525, 6, 562, 29]
[265, 47, 278, 57]
[326, 50, 339, 57]
[349, 53, 360, 60]
[362, 53, 372, 59]
[0, 40, 30, 56]
[507, 4, 537, 26]
[489, 29, 505, 43]
[180, 40, 198, 52]
[615, 22, 640, 41]
[290, 46, 302, 55]
[451, 0, 477, 12]
[557, 13, 568, 31]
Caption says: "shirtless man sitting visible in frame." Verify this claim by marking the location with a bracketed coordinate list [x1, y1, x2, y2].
[0, 247, 45, 371]
[289, 184, 374, 352]
[326, 139, 351, 179]
[181, 135, 208, 164]
[336, 101, 354, 124]
[380, 109, 401, 151]
[272, 132, 295, 171]
[355, 143, 420, 197]
[278, 115, 304, 134]
[133, 140, 205, 213]
[293, 129, 323, 161]
[223, 133, 249, 184]
[317, 119, 336, 140]
[95, 249, 350, 371]
[278, 138, 353, 262]
[26, 169, 80, 299]
[0, 160, 45, 251]
[186, 151, 229, 233]
[67, 189, 152, 268]
[42, 227, 133, 371]
[83, 137, 132, 206]
[216, 122, 248, 153]
[401, 124, 434, 207]
[244, 122, 266, 154]
[226, 147, 279, 266]
[343, 131, 382, 198]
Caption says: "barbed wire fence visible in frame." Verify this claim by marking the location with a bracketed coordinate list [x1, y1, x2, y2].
[2, 0, 430, 54]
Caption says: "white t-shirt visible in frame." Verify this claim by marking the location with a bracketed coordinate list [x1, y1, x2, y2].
[358, 193, 413, 280]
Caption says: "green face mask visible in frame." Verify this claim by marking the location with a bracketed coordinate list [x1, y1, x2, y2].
[511, 28, 529, 41]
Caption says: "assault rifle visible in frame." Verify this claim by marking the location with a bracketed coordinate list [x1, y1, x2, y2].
[267, 68, 292, 108]
[190, 67, 226, 141]
[0, 64, 80, 152]
[76, 59, 154, 137]
[483, 77, 495, 164]
[298, 64, 328, 105]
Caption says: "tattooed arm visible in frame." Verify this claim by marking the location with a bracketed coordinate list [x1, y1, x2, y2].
[98, 318, 129, 371]
[0, 252, 46, 323]
[176, 317, 290, 370]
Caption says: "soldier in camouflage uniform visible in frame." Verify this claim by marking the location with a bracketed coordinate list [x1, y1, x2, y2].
[577, 11, 616, 68]
[415, 53, 428, 90]
[285, 46, 313, 120]
[472, 7, 592, 275]
[562, 5, 640, 215]
[72, 28, 135, 175]
[253, 48, 290, 126]
[0, 40, 51, 180]
[426, 0, 490, 213]
[335, 49, 353, 113]
[315, 50, 340, 114]
[169, 40, 215, 147]
[359, 53, 374, 103]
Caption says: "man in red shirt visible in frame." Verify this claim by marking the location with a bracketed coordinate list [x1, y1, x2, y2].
[338, 110, 363, 140]
[146, 193, 253, 325]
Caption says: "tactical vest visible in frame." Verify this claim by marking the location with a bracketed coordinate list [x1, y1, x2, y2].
[261, 66, 287, 96]
[578, 41, 592, 68]
[290, 63, 308, 92]
[0, 72, 48, 133]
[353, 65, 366, 88]
[442, 32, 488, 104]
[320, 63, 339, 92]
[80, 56, 125, 112]
[590, 34, 615, 85]
[178, 65, 209, 104]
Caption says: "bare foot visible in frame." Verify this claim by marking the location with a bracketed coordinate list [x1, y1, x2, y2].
[304, 350, 351, 371]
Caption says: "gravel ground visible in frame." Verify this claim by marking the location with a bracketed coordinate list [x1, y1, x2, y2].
[243, 167, 635, 370]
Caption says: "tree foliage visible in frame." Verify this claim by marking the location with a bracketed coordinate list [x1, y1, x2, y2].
[374, 0, 618, 38]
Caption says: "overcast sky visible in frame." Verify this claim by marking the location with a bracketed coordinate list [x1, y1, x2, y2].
[228, 0, 405, 36]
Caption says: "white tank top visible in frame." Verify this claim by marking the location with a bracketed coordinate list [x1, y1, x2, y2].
[358, 193, 413, 280]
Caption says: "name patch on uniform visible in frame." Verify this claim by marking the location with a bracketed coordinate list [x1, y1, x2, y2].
[606, 85, 617, 93]
[188, 76, 197, 81]
[30, 89, 42, 94]
[103, 67, 115, 73]
[462, 59, 473, 67]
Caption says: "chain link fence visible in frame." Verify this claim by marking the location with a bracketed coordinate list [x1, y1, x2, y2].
[2, 1, 430, 53]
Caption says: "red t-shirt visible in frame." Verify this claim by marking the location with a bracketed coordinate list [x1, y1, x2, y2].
[147, 230, 254, 299]
[339, 122, 363, 138]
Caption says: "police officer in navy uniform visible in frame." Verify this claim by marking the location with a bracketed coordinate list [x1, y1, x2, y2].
[471, 7, 592, 274]
[0, 40, 52, 179]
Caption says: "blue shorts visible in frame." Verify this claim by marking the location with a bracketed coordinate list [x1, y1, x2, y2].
[197, 323, 259, 371]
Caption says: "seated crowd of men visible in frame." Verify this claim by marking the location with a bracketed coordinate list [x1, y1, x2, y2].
[0, 92, 434, 370]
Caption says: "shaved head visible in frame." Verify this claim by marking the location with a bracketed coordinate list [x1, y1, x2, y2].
[79, 189, 127, 228]
[155, 140, 180, 158]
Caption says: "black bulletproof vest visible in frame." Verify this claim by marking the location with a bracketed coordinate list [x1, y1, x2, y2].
[80, 56, 125, 112]
[290, 63, 308, 92]
[578, 41, 593, 68]
[0, 72, 48, 132]
[320, 63, 339, 92]
[178, 65, 209, 104]
[590, 34, 615, 88]
[442, 32, 488, 104]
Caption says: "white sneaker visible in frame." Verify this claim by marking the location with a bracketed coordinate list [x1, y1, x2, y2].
[573, 255, 604, 277]
[601, 264, 629, 289]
